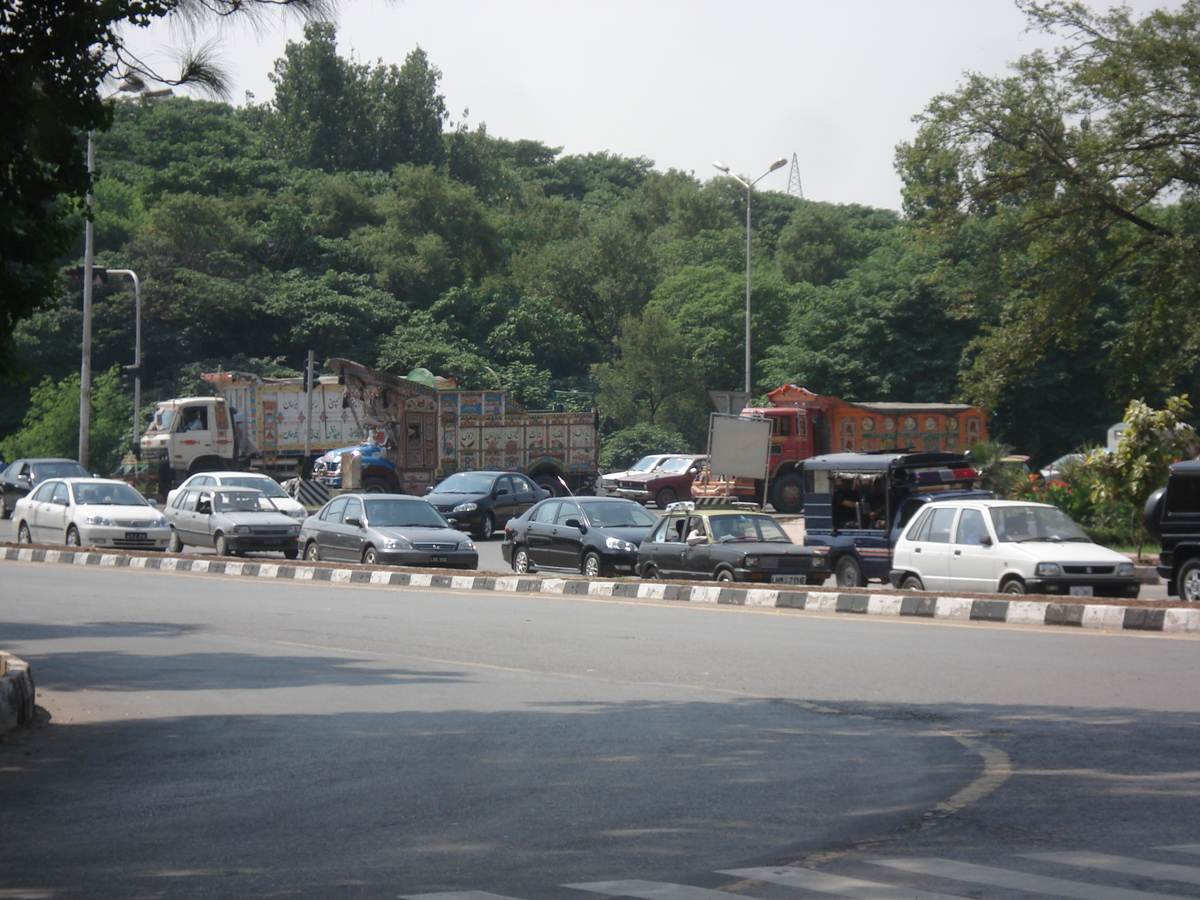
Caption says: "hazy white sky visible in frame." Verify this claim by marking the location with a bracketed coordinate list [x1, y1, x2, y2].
[123, 0, 1171, 211]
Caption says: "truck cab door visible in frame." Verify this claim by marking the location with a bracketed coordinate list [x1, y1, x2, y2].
[173, 403, 215, 470]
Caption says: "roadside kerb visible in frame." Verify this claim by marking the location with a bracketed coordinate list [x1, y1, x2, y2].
[0, 650, 35, 738]
[3, 543, 1198, 635]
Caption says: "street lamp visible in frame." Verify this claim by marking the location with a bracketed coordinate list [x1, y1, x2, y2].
[105, 269, 142, 448]
[713, 156, 788, 396]
[79, 83, 172, 468]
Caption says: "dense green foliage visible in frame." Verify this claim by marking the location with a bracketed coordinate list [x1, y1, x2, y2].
[5, 5, 1198, 475]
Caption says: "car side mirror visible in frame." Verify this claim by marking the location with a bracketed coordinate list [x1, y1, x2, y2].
[17, 473, 30, 483]
[565, 517, 584, 532]
[425, 486, 433, 494]
[345, 516, 362, 527]
[495, 488, 509, 497]
[979, 535, 993, 546]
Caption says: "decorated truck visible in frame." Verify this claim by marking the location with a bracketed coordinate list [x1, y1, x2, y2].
[139, 359, 599, 497]
[696, 386, 988, 514]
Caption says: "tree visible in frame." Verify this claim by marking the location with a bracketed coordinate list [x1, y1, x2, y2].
[896, 0, 1200, 412]
[1087, 396, 1198, 558]
[0, 367, 130, 474]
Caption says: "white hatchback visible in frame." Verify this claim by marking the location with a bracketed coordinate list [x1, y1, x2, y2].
[889, 499, 1139, 598]
[167, 472, 308, 519]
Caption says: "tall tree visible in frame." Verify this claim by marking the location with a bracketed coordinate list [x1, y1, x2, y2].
[896, 0, 1200, 412]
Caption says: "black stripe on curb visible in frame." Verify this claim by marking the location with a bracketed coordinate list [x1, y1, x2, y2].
[970, 599, 1010, 622]
[837, 593, 870, 614]
[1046, 603, 1085, 626]
[1124, 607, 1165, 631]
[776, 591, 807, 609]
[900, 596, 938, 617]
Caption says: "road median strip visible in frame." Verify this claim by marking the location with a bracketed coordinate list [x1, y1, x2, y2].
[4, 544, 1199, 635]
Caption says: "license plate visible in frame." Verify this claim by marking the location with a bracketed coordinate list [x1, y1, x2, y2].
[1069, 586, 1094, 596]
[125, 532, 147, 540]
[771, 574, 808, 585]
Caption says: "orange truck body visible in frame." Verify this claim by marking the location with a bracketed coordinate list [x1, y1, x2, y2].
[695, 385, 988, 513]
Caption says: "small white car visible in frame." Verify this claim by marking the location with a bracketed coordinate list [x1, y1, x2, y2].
[167, 471, 308, 520]
[889, 499, 1139, 598]
[13, 477, 170, 551]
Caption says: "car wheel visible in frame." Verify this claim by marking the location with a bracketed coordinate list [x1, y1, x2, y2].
[362, 546, 380, 566]
[305, 541, 321, 562]
[283, 548, 298, 560]
[1001, 577, 1026, 595]
[642, 563, 661, 580]
[582, 552, 603, 578]
[715, 568, 736, 583]
[476, 512, 495, 541]
[835, 555, 864, 588]
[17, 522, 31, 543]
[1179, 559, 1200, 602]
[168, 529, 183, 553]
[900, 574, 924, 592]
[655, 486, 677, 509]
[214, 532, 230, 557]
[511, 546, 531, 574]
[65, 525, 81, 547]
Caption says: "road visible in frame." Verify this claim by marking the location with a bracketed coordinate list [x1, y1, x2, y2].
[2, 556, 1199, 898]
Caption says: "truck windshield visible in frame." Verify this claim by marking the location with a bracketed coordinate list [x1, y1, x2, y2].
[147, 407, 176, 434]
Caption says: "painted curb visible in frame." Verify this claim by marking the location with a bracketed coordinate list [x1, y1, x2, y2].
[0, 651, 35, 737]
[4, 544, 1197, 635]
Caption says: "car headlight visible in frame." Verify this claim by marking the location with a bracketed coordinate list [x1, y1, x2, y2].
[1116, 562, 1136, 578]
[288, 525, 301, 535]
[235, 525, 252, 535]
[1035, 562, 1063, 577]
[290, 508, 309, 520]
[384, 537, 413, 550]
[452, 501, 478, 514]
[743, 555, 759, 568]
[461, 539, 476, 551]
[604, 536, 636, 553]
[153, 517, 169, 528]
[83, 514, 115, 527]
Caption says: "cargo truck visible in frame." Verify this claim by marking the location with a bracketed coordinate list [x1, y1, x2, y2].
[734, 385, 988, 513]
[139, 359, 599, 497]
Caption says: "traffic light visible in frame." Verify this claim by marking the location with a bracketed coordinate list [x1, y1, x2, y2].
[68, 266, 108, 286]
[120, 363, 141, 391]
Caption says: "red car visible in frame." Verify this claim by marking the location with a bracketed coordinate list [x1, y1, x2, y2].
[612, 454, 707, 508]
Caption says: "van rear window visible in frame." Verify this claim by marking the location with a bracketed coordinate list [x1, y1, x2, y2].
[1166, 475, 1200, 514]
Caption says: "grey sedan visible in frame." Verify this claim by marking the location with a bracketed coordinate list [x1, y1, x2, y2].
[165, 486, 301, 558]
[299, 493, 478, 569]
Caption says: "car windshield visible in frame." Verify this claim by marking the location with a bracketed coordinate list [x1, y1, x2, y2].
[658, 457, 697, 474]
[434, 472, 497, 493]
[70, 483, 149, 506]
[214, 491, 273, 513]
[629, 456, 663, 473]
[364, 499, 448, 528]
[990, 505, 1092, 543]
[33, 462, 89, 479]
[222, 476, 288, 498]
[578, 501, 658, 528]
[708, 514, 791, 543]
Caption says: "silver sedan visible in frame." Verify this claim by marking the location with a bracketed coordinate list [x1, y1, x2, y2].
[13, 477, 170, 551]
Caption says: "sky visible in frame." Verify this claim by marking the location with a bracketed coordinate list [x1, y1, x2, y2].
[122, 0, 1173, 211]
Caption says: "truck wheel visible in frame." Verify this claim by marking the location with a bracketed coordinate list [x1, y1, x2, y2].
[835, 555, 864, 588]
[770, 474, 804, 514]
[534, 475, 562, 497]
[1179, 560, 1200, 602]
[362, 477, 392, 494]
[655, 487, 677, 509]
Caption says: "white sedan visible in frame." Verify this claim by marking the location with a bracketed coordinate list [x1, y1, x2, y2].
[13, 477, 170, 551]
[167, 471, 308, 519]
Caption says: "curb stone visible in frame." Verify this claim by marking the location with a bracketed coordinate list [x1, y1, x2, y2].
[3, 544, 1198, 636]
[0, 650, 35, 738]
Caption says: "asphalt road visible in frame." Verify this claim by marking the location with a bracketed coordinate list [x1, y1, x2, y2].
[2, 559, 1200, 899]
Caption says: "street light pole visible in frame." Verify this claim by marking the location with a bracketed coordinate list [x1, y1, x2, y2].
[713, 157, 788, 396]
[107, 269, 141, 448]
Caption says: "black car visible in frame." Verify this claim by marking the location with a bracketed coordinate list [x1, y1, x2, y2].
[1, 458, 91, 519]
[637, 501, 831, 585]
[425, 471, 548, 540]
[502, 496, 659, 577]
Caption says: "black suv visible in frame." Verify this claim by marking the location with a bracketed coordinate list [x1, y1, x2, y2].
[1144, 460, 1200, 601]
